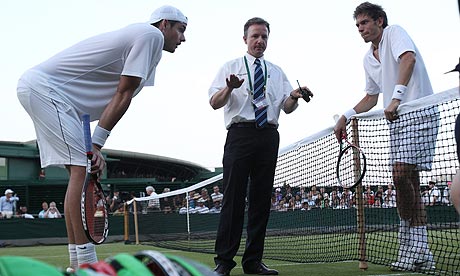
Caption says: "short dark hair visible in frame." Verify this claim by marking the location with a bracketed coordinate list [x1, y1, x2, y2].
[244, 17, 270, 37]
[151, 19, 181, 28]
[353, 2, 388, 28]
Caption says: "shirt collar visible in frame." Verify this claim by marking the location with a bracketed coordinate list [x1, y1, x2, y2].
[245, 53, 265, 65]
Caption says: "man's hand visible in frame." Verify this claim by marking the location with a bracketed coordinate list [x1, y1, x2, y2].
[384, 99, 400, 122]
[333, 115, 347, 143]
[291, 86, 313, 100]
[226, 74, 244, 89]
[91, 145, 106, 176]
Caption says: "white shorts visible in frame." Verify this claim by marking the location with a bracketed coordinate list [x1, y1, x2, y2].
[1, 211, 13, 219]
[17, 79, 86, 168]
[389, 106, 439, 171]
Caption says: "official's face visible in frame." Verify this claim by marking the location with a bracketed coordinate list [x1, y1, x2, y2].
[244, 24, 268, 58]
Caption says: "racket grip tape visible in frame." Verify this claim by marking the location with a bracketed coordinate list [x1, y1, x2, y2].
[82, 114, 92, 154]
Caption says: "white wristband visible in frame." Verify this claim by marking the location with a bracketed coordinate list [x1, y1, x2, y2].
[92, 125, 111, 148]
[392, 84, 407, 101]
[343, 108, 357, 120]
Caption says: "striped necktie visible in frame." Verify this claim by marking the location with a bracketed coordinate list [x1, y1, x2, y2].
[253, 58, 267, 128]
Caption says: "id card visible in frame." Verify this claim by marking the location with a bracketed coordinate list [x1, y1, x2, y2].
[252, 96, 269, 110]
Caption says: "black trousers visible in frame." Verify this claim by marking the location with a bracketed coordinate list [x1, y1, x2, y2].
[214, 126, 279, 268]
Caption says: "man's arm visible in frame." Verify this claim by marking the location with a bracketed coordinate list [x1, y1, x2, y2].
[209, 74, 244, 110]
[91, 75, 141, 173]
[384, 51, 416, 121]
[334, 93, 379, 142]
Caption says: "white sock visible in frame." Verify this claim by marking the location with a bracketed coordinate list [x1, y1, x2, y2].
[397, 219, 411, 263]
[76, 242, 98, 266]
[399, 219, 411, 245]
[410, 226, 429, 252]
[68, 244, 78, 269]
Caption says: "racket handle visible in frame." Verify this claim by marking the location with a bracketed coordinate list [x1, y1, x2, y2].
[82, 114, 92, 154]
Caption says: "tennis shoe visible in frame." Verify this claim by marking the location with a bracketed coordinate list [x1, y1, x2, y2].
[390, 257, 416, 271]
[414, 250, 436, 271]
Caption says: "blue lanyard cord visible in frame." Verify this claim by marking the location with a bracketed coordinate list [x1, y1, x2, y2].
[243, 56, 268, 93]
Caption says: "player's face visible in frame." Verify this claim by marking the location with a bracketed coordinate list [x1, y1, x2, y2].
[355, 14, 383, 45]
[244, 24, 268, 58]
[163, 21, 187, 53]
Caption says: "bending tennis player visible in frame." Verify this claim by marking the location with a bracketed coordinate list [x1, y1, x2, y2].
[17, 5, 188, 270]
[333, 2, 438, 272]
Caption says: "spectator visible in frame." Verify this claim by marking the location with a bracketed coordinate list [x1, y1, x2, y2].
[374, 189, 384, 207]
[301, 201, 309, 211]
[211, 185, 224, 204]
[195, 198, 210, 214]
[428, 181, 441, 206]
[18, 206, 34, 219]
[274, 187, 283, 202]
[190, 192, 200, 209]
[294, 194, 302, 210]
[298, 186, 308, 201]
[320, 187, 329, 200]
[200, 188, 212, 208]
[315, 193, 323, 208]
[173, 195, 183, 211]
[160, 188, 173, 214]
[421, 186, 430, 206]
[363, 186, 375, 207]
[323, 198, 331, 209]
[337, 197, 349, 209]
[210, 199, 222, 214]
[0, 189, 19, 219]
[307, 194, 316, 209]
[44, 201, 62, 218]
[330, 190, 340, 209]
[284, 186, 294, 202]
[442, 182, 451, 205]
[382, 196, 396, 208]
[310, 185, 318, 202]
[342, 188, 353, 202]
[38, 201, 49, 218]
[383, 184, 397, 207]
[109, 190, 124, 213]
[145, 186, 160, 212]
[277, 199, 288, 212]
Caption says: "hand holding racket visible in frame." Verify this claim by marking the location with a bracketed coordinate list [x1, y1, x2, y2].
[81, 114, 109, 244]
[336, 134, 367, 189]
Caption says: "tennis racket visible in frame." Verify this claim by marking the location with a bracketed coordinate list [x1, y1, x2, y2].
[336, 134, 367, 189]
[81, 114, 109, 244]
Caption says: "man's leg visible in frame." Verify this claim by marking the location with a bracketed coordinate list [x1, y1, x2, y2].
[66, 165, 97, 267]
[391, 162, 416, 270]
[214, 128, 251, 271]
[392, 162, 434, 271]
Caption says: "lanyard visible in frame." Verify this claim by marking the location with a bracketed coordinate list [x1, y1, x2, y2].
[243, 56, 268, 94]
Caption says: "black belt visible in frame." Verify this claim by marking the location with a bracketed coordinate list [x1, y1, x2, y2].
[229, 122, 278, 129]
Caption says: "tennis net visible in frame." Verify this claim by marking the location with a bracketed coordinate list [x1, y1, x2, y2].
[126, 87, 460, 275]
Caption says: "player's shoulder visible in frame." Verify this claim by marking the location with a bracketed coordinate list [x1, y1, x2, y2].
[118, 23, 163, 39]
[384, 24, 410, 37]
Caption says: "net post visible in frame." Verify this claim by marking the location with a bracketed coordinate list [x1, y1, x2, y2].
[133, 199, 140, 245]
[351, 118, 368, 270]
[123, 203, 129, 243]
